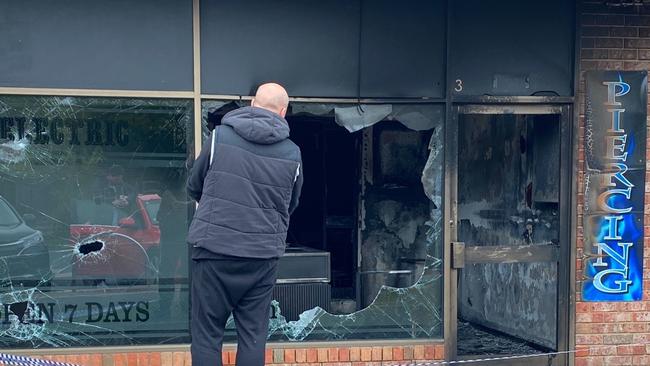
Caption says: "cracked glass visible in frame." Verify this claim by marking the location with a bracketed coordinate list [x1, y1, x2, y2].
[203, 101, 444, 341]
[0, 95, 193, 348]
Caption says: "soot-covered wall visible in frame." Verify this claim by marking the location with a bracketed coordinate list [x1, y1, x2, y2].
[450, 0, 575, 97]
[1, 0, 574, 99]
[201, 0, 574, 98]
[200, 0, 446, 98]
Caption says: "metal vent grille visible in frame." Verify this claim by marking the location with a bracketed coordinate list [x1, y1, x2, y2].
[272, 283, 331, 321]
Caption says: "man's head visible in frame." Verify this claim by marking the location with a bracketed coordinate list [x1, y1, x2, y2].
[107, 164, 125, 184]
[251, 83, 289, 118]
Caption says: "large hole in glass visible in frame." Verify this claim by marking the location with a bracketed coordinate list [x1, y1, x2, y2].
[204, 101, 444, 341]
[77, 241, 104, 255]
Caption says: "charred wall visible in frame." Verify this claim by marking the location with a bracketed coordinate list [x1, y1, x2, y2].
[359, 123, 433, 307]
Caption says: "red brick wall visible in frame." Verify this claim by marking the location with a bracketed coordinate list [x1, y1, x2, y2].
[577, 1, 650, 365]
[15, 345, 444, 366]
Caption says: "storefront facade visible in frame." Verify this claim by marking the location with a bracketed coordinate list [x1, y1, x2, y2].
[0, 1, 649, 365]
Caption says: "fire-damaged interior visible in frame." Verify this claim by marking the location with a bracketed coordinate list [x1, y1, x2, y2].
[455, 112, 561, 356]
[204, 101, 443, 340]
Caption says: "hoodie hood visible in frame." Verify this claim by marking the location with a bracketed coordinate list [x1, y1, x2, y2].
[221, 106, 290, 145]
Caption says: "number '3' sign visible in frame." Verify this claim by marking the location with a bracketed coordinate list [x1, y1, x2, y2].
[454, 79, 463, 92]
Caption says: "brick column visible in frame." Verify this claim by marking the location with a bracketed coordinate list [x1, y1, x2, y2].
[578, 1, 650, 365]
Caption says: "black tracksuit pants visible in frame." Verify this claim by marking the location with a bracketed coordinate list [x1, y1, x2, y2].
[191, 253, 278, 366]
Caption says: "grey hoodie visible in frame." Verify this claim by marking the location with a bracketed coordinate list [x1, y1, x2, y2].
[187, 106, 303, 258]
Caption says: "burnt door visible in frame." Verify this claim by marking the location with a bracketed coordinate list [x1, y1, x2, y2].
[446, 104, 571, 366]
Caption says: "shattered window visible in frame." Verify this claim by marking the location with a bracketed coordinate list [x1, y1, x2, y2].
[0, 95, 193, 348]
[203, 101, 444, 341]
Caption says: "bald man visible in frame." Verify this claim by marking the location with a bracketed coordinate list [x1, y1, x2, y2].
[187, 83, 302, 366]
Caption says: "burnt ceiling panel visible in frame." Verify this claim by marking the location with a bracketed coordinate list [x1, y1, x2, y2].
[450, 0, 574, 97]
[201, 0, 360, 97]
[359, 0, 446, 98]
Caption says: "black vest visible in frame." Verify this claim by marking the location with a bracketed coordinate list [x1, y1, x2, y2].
[187, 125, 301, 258]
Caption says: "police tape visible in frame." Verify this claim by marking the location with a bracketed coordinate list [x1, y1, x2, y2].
[0, 354, 78, 366]
[386, 349, 575, 366]
[386, 344, 614, 366]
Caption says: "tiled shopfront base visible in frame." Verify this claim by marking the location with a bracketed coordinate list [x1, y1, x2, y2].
[14, 345, 445, 366]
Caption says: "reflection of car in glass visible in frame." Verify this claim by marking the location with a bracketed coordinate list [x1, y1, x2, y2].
[70, 194, 161, 285]
[0, 196, 51, 286]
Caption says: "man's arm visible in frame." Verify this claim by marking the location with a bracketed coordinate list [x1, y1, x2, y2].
[186, 132, 214, 202]
[121, 183, 137, 210]
[288, 163, 303, 215]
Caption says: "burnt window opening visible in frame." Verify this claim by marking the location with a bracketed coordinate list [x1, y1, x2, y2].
[285, 115, 359, 315]
[283, 116, 434, 317]
[77, 240, 104, 255]
[202, 101, 444, 341]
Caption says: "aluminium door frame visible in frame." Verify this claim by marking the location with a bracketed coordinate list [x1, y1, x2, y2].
[443, 103, 573, 366]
